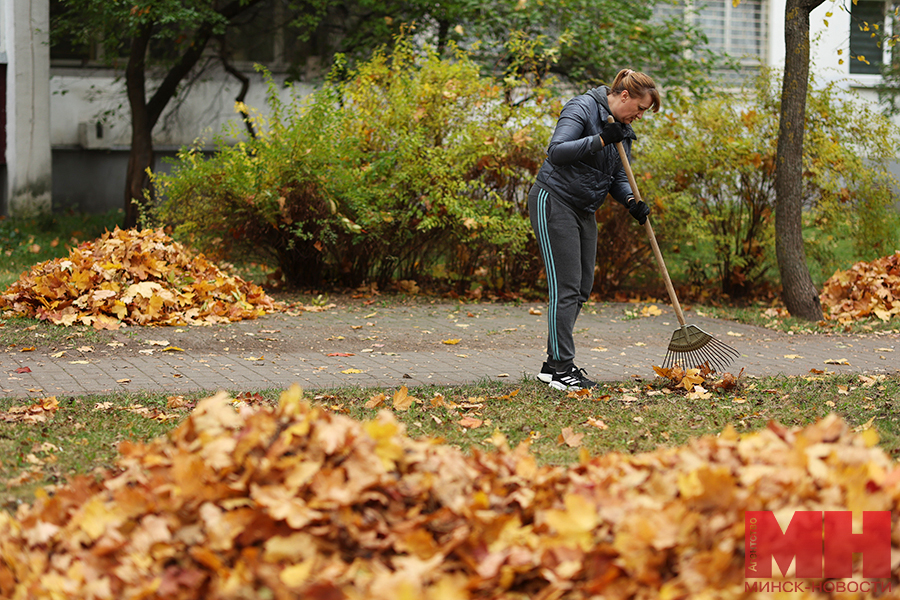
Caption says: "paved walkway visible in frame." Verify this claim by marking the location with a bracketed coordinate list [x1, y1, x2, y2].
[2, 301, 898, 398]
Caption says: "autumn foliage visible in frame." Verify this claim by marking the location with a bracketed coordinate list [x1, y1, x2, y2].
[150, 39, 549, 294]
[2, 387, 898, 599]
[636, 71, 900, 299]
[820, 251, 900, 323]
[0, 227, 276, 328]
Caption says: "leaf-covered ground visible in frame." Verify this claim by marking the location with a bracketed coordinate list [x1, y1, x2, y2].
[2, 386, 898, 599]
[821, 251, 900, 323]
[0, 227, 276, 329]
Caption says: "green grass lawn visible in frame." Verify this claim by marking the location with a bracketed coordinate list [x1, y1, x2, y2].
[2, 210, 898, 512]
[3, 372, 898, 511]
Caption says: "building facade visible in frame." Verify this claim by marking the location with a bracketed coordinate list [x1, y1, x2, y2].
[3, 0, 898, 216]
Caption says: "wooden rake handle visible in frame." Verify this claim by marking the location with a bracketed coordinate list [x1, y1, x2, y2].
[607, 115, 687, 328]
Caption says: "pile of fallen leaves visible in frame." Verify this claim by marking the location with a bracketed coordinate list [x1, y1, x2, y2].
[820, 251, 900, 323]
[2, 387, 898, 599]
[0, 227, 276, 328]
[653, 364, 741, 399]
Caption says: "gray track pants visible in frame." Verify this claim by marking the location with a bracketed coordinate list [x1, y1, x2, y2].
[528, 184, 597, 372]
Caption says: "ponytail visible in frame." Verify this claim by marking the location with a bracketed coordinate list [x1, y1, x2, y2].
[610, 68, 661, 112]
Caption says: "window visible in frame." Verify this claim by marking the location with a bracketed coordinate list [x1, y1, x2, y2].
[655, 0, 768, 81]
[49, 0, 95, 65]
[696, 0, 767, 63]
[849, 1, 898, 75]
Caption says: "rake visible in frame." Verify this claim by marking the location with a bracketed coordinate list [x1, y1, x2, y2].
[609, 117, 739, 373]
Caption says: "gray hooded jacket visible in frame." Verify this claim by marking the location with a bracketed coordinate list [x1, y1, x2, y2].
[534, 85, 635, 214]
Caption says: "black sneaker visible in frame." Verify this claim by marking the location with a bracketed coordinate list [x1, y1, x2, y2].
[538, 361, 554, 383]
[549, 366, 597, 391]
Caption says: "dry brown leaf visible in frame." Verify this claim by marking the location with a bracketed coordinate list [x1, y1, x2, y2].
[494, 389, 519, 401]
[558, 426, 585, 447]
[457, 416, 483, 429]
[365, 393, 386, 409]
[166, 396, 190, 409]
[584, 417, 609, 430]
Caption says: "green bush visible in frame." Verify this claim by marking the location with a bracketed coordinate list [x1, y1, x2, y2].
[636, 69, 900, 298]
[150, 37, 553, 293]
[147, 70, 342, 285]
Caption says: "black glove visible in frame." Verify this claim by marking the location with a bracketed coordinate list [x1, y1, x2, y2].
[626, 197, 650, 225]
[599, 120, 625, 147]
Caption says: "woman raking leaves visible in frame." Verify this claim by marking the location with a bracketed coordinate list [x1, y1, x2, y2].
[528, 69, 660, 391]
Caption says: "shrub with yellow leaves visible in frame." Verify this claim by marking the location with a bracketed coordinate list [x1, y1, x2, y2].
[0, 227, 276, 328]
[1, 385, 898, 599]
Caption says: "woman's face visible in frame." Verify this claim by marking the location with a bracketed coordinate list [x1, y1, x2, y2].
[612, 90, 652, 124]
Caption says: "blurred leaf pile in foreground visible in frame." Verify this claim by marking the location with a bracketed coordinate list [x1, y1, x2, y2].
[1, 387, 896, 599]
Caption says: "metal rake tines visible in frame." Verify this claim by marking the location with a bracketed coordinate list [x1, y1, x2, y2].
[663, 326, 740, 373]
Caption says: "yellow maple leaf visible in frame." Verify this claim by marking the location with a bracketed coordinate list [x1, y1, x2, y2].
[76, 497, 120, 542]
[543, 494, 599, 549]
[641, 304, 662, 317]
[653, 365, 673, 378]
[363, 415, 405, 469]
[70, 269, 94, 292]
[147, 294, 165, 317]
[392, 386, 415, 410]
[280, 560, 315, 587]
[264, 533, 317, 562]
[92, 314, 121, 330]
[686, 385, 712, 400]
[676, 368, 705, 392]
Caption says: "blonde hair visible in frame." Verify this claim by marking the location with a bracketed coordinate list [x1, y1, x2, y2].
[610, 69, 660, 113]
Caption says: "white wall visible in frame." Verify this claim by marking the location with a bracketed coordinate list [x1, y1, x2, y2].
[50, 67, 316, 150]
[41, 0, 900, 214]
[48, 64, 317, 214]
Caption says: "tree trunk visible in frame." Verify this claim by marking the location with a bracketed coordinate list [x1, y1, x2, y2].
[775, 0, 825, 321]
[121, 0, 266, 228]
[124, 24, 154, 229]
